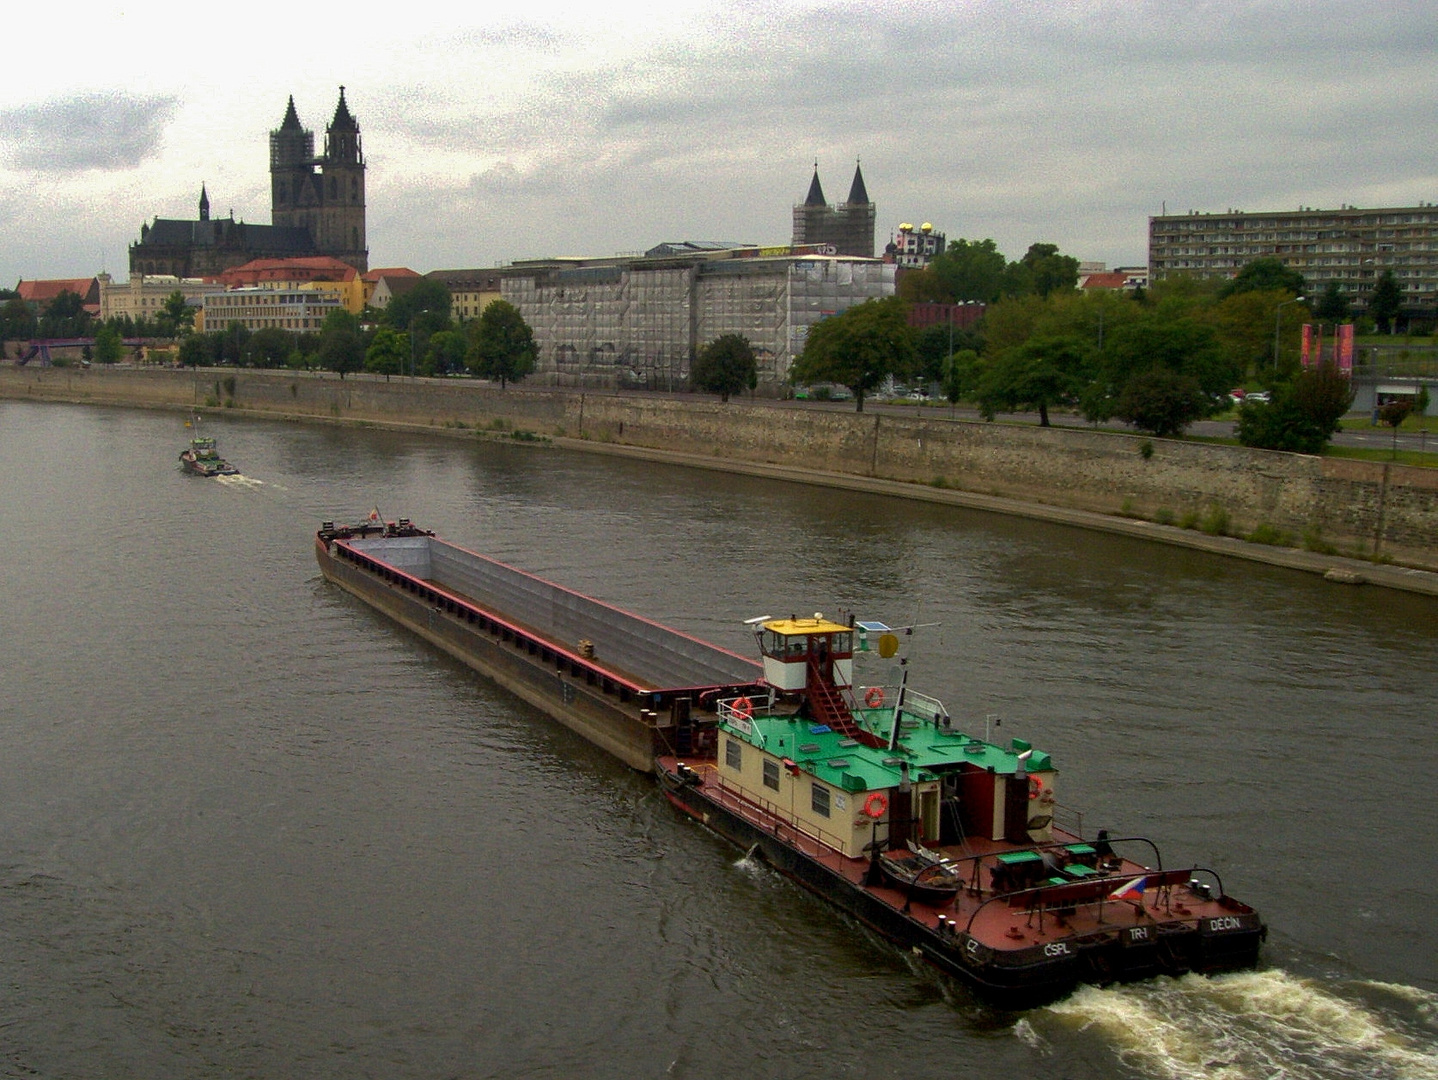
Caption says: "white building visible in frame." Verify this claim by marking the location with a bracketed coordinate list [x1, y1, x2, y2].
[198, 287, 340, 333]
[500, 249, 895, 389]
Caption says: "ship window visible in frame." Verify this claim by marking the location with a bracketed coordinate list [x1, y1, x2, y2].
[763, 758, 780, 790]
[725, 738, 742, 772]
[811, 782, 831, 817]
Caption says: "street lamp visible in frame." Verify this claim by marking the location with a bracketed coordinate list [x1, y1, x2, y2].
[1273, 295, 1306, 372]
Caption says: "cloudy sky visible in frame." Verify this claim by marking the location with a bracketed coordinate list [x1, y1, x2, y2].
[3, 0, 1436, 287]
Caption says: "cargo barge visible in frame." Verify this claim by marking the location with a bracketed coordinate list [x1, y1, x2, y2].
[315, 517, 765, 770]
[316, 518, 1264, 1008]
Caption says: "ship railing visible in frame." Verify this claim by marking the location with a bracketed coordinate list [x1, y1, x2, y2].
[701, 767, 853, 859]
[962, 865, 1224, 937]
[1050, 802, 1083, 838]
[717, 694, 775, 746]
[942, 835, 1165, 898]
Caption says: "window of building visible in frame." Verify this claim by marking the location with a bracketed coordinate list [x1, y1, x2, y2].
[725, 738, 742, 772]
[763, 758, 780, 791]
[811, 782, 830, 818]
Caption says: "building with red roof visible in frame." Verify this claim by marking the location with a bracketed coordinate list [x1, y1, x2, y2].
[16, 277, 100, 316]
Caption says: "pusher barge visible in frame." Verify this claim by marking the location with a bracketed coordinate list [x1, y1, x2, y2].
[316, 518, 1264, 1008]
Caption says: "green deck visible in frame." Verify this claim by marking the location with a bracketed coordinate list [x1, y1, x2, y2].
[725, 704, 1054, 791]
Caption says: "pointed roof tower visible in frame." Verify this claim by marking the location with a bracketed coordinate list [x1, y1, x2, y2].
[329, 85, 358, 132]
[805, 165, 827, 207]
[280, 95, 303, 131]
[198, 183, 210, 221]
[846, 161, 870, 206]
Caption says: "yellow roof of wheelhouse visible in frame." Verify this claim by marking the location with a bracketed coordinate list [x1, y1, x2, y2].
[762, 616, 851, 637]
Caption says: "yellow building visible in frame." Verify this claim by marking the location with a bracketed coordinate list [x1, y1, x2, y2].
[425, 268, 502, 321]
[97, 273, 210, 322]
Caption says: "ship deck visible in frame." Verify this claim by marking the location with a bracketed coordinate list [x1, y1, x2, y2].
[660, 755, 1252, 958]
[335, 532, 763, 695]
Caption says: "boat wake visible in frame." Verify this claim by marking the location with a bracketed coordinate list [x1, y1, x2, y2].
[1038, 969, 1438, 1080]
[215, 474, 264, 488]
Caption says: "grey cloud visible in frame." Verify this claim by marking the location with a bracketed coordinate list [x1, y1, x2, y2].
[0, 92, 177, 173]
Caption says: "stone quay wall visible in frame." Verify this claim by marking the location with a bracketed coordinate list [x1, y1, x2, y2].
[5, 364, 1436, 572]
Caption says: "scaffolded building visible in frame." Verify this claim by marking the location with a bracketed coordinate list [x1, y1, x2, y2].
[499, 250, 894, 390]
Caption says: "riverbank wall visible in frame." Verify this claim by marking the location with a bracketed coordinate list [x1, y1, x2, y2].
[5, 364, 1436, 581]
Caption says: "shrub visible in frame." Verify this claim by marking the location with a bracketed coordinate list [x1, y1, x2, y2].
[1247, 523, 1293, 546]
[1302, 526, 1338, 555]
[1200, 505, 1230, 536]
[1154, 507, 1176, 526]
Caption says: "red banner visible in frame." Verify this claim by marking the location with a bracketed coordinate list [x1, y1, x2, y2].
[1338, 323, 1354, 374]
[1302, 324, 1313, 368]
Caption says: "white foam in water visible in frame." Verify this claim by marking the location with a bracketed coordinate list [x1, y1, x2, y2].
[1043, 970, 1438, 1080]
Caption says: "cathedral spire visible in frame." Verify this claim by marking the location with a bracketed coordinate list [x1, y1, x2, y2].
[846, 161, 870, 206]
[329, 85, 358, 132]
[280, 95, 302, 131]
[198, 183, 210, 221]
[804, 163, 826, 207]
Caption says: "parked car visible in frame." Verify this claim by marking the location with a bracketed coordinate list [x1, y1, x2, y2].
[1246, 391, 1271, 405]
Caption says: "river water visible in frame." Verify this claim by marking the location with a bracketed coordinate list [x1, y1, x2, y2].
[2, 400, 1435, 1080]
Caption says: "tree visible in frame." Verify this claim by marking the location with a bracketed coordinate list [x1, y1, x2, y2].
[39, 290, 91, 338]
[1218, 257, 1306, 299]
[1236, 365, 1355, 454]
[157, 290, 195, 337]
[1292, 362, 1356, 437]
[1312, 281, 1352, 323]
[977, 335, 1091, 426]
[244, 327, 294, 368]
[1014, 243, 1080, 299]
[1098, 314, 1236, 413]
[178, 333, 209, 368]
[468, 300, 535, 388]
[218, 321, 250, 365]
[1114, 367, 1207, 437]
[384, 278, 451, 331]
[1368, 269, 1403, 334]
[789, 297, 914, 412]
[1378, 398, 1413, 457]
[365, 327, 408, 381]
[691, 334, 757, 402]
[318, 308, 364, 379]
[1, 296, 36, 341]
[424, 329, 468, 376]
[899, 237, 1009, 304]
[94, 324, 123, 364]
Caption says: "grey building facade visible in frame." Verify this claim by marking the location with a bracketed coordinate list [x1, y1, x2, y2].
[500, 249, 895, 390]
[1149, 204, 1438, 315]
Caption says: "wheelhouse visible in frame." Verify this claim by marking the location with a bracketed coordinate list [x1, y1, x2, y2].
[756, 615, 854, 693]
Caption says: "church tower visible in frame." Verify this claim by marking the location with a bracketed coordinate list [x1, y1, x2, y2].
[268, 89, 367, 272]
[790, 162, 875, 258]
[316, 87, 367, 272]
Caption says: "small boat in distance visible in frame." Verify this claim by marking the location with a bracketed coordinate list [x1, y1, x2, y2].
[179, 434, 238, 477]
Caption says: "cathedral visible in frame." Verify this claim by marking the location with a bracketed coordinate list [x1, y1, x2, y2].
[129, 89, 368, 277]
[791, 162, 875, 259]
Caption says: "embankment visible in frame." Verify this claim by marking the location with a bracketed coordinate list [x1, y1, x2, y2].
[5, 364, 1436, 591]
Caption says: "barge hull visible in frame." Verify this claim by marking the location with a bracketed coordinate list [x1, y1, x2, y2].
[315, 531, 763, 772]
[659, 768, 1264, 1010]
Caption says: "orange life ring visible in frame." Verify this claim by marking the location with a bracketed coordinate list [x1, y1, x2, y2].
[864, 686, 884, 708]
[732, 696, 753, 721]
[862, 791, 888, 819]
[1028, 775, 1043, 800]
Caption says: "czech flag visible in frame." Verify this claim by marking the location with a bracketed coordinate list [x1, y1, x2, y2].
[1109, 876, 1146, 901]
